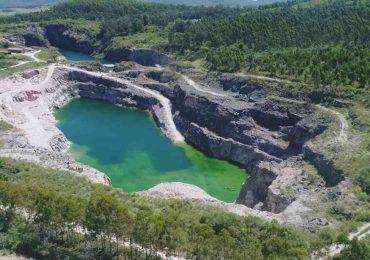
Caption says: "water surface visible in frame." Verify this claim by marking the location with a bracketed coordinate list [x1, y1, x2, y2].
[55, 99, 247, 202]
[59, 49, 110, 64]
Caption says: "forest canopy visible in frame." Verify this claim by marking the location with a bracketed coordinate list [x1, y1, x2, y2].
[2, 0, 368, 91]
[0, 157, 322, 259]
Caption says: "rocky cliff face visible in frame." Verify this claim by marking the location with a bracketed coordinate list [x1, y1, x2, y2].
[3, 25, 49, 47]
[44, 25, 95, 54]
[105, 48, 171, 66]
[4, 33, 48, 48]
[159, 73, 346, 217]
[236, 161, 295, 213]
[4, 24, 96, 53]
[47, 67, 176, 143]
[171, 77, 323, 164]
[6, 25, 171, 67]
[303, 143, 345, 186]
[67, 70, 159, 109]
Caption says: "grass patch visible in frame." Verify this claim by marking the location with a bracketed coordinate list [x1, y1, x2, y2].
[108, 25, 169, 51]
[41, 19, 101, 42]
[0, 23, 27, 35]
[0, 121, 12, 132]
[0, 61, 47, 78]
[0, 53, 32, 69]
[36, 47, 60, 63]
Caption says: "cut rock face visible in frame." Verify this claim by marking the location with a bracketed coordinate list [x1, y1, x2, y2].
[237, 161, 302, 213]
[13, 90, 41, 102]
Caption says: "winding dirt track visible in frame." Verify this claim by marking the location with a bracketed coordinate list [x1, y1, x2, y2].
[317, 105, 349, 144]
[312, 223, 370, 259]
[21, 49, 44, 63]
[182, 75, 229, 97]
[1, 50, 45, 71]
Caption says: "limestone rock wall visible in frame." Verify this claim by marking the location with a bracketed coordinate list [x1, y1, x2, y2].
[44, 25, 95, 54]
[105, 47, 171, 67]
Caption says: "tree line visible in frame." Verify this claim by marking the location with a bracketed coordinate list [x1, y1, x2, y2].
[0, 157, 321, 259]
[205, 43, 370, 88]
[0, 0, 237, 40]
[168, 0, 370, 89]
[169, 0, 370, 51]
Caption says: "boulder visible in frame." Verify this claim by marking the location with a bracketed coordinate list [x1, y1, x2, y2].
[22, 70, 40, 79]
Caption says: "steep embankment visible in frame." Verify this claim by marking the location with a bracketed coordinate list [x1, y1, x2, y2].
[10, 24, 172, 66]
[105, 47, 171, 66]
[57, 65, 184, 142]
[44, 24, 96, 54]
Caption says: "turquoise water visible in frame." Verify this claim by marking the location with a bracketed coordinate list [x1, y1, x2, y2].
[55, 99, 247, 202]
[59, 49, 110, 64]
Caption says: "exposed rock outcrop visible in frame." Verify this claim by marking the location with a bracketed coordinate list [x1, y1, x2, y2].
[22, 70, 40, 79]
[44, 25, 95, 54]
[303, 143, 345, 186]
[3, 35, 27, 46]
[170, 78, 323, 163]
[236, 161, 300, 213]
[23, 32, 49, 47]
[4, 26, 49, 47]
[105, 47, 171, 66]
[67, 70, 160, 111]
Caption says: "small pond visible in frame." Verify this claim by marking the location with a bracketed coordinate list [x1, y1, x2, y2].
[59, 49, 110, 64]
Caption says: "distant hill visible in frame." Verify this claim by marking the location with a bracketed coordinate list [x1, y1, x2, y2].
[140, 0, 288, 7]
[0, 0, 68, 9]
[0, 0, 287, 9]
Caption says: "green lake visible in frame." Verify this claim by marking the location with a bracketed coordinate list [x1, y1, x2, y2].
[55, 99, 247, 202]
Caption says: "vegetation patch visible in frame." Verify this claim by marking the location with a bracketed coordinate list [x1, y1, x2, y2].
[334, 236, 370, 259]
[36, 47, 60, 63]
[0, 61, 47, 78]
[0, 157, 323, 259]
[107, 25, 169, 51]
[0, 53, 31, 69]
[0, 121, 12, 132]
